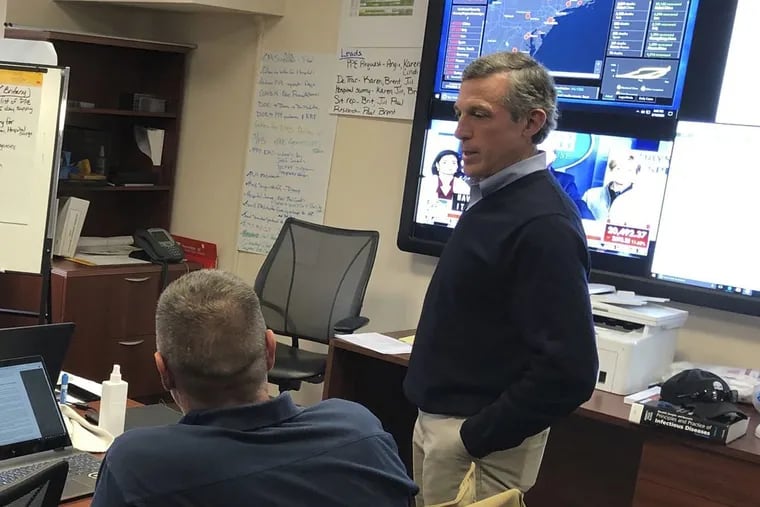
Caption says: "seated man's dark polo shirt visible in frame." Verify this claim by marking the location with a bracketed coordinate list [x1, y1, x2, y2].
[91, 393, 417, 506]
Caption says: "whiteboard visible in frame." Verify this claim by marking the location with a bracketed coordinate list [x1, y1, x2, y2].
[0, 63, 67, 274]
[238, 52, 337, 255]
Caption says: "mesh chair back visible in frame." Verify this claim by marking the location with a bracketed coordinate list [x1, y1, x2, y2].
[0, 461, 68, 507]
[254, 218, 379, 344]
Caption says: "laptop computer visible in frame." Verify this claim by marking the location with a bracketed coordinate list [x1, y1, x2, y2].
[0, 355, 101, 501]
[0, 323, 75, 386]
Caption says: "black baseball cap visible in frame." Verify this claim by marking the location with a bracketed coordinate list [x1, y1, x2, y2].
[660, 368, 741, 420]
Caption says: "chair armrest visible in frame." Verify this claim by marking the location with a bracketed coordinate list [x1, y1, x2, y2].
[334, 316, 369, 334]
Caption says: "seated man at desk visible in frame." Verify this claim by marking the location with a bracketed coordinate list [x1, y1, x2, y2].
[91, 270, 417, 507]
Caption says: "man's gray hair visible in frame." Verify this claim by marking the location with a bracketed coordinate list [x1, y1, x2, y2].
[156, 269, 268, 401]
[462, 51, 558, 144]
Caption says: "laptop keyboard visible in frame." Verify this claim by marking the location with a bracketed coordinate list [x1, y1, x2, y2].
[0, 452, 102, 486]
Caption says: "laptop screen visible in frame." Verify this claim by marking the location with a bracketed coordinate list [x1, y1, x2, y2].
[0, 356, 70, 461]
[0, 323, 75, 386]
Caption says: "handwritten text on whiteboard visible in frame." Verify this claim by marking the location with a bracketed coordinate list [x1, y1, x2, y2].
[0, 71, 44, 226]
[332, 47, 421, 120]
[238, 52, 338, 255]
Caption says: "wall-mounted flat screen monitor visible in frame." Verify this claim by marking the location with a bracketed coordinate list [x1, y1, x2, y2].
[646, 121, 760, 313]
[714, 1, 760, 126]
[434, 0, 702, 129]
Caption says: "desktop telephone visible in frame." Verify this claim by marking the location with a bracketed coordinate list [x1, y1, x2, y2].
[132, 228, 184, 263]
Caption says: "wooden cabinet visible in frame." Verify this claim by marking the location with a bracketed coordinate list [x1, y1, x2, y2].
[632, 439, 760, 507]
[0, 260, 198, 399]
[49, 260, 199, 399]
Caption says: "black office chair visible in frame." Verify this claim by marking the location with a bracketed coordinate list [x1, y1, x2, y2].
[255, 217, 379, 392]
[0, 461, 68, 507]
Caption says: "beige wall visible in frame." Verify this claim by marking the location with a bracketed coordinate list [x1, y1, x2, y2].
[235, 1, 436, 333]
[221, 0, 760, 376]
[7, 1, 760, 401]
[148, 12, 262, 270]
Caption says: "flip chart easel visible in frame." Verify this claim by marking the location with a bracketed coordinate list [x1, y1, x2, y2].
[0, 40, 69, 324]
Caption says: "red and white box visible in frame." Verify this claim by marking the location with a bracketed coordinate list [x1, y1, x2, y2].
[172, 235, 218, 269]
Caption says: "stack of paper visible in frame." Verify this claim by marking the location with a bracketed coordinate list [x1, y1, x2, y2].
[337, 332, 412, 355]
[591, 291, 669, 306]
[623, 386, 661, 405]
[66, 235, 149, 266]
[77, 236, 137, 255]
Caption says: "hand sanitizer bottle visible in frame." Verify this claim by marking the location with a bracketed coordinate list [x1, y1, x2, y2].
[99, 365, 128, 437]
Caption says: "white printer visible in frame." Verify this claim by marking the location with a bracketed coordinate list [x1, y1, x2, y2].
[591, 293, 688, 395]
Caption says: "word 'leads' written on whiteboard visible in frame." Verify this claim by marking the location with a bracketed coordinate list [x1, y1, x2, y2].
[332, 47, 421, 120]
[238, 52, 338, 255]
[0, 70, 44, 226]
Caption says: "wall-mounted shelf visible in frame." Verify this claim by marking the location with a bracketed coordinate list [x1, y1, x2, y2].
[54, 0, 285, 15]
[57, 182, 171, 193]
[67, 108, 178, 119]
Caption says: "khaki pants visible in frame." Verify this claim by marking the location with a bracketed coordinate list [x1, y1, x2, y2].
[412, 411, 549, 507]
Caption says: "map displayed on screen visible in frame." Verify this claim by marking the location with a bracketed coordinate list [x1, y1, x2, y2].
[434, 0, 699, 116]
[481, 0, 607, 77]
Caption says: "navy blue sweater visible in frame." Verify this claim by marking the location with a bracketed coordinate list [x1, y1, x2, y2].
[404, 169, 598, 458]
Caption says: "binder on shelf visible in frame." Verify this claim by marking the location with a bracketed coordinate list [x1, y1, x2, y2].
[53, 197, 89, 258]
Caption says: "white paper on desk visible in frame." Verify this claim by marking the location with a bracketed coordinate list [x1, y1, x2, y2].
[337, 333, 412, 355]
[58, 371, 103, 397]
[591, 292, 669, 306]
[588, 283, 616, 295]
[65, 393, 85, 405]
[69, 253, 150, 266]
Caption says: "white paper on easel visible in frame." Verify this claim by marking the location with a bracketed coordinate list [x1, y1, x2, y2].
[134, 126, 164, 165]
[0, 69, 45, 226]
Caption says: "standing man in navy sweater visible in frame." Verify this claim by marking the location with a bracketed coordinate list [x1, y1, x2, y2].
[404, 51, 598, 505]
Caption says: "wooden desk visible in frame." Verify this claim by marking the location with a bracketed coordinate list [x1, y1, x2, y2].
[64, 490, 93, 506]
[323, 332, 760, 507]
